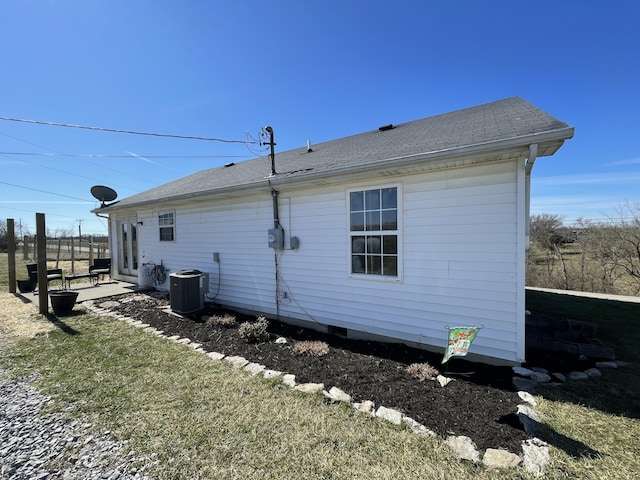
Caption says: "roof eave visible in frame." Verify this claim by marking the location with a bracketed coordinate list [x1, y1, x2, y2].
[95, 125, 574, 213]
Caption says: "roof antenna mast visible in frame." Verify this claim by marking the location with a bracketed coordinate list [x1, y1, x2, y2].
[263, 126, 276, 176]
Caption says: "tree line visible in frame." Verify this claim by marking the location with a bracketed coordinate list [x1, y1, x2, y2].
[527, 202, 640, 296]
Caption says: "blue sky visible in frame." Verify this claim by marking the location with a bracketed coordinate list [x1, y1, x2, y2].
[1, 1, 638, 236]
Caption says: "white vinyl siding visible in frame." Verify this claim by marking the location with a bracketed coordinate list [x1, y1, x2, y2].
[120, 160, 524, 363]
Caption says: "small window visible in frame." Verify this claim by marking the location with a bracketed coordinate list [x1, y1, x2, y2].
[350, 187, 398, 276]
[158, 211, 174, 242]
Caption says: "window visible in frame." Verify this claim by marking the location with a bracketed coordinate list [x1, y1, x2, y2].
[158, 211, 174, 241]
[350, 187, 398, 276]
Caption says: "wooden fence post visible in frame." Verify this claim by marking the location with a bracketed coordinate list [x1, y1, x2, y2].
[23, 235, 29, 260]
[36, 213, 48, 314]
[7, 219, 16, 294]
[70, 237, 75, 274]
[56, 238, 62, 268]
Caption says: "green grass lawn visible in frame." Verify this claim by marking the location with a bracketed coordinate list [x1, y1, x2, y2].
[0, 290, 639, 478]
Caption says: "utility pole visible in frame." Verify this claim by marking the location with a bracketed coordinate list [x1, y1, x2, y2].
[77, 218, 84, 248]
[263, 126, 276, 176]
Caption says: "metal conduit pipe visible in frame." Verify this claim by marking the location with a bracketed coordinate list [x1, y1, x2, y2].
[525, 143, 538, 248]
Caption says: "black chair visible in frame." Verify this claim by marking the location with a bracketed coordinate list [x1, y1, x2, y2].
[89, 258, 111, 284]
[26, 264, 64, 290]
[26, 264, 38, 290]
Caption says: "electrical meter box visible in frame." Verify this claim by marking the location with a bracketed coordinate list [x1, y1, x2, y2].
[268, 227, 284, 249]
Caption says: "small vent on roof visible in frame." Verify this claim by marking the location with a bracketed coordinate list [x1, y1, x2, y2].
[378, 124, 395, 132]
[224, 162, 235, 168]
[306, 140, 313, 152]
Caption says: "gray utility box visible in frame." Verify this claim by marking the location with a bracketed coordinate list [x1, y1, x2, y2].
[169, 269, 209, 314]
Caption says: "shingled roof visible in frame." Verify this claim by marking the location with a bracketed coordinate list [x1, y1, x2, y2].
[97, 97, 573, 212]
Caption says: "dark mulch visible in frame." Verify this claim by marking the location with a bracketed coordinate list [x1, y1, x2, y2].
[96, 291, 530, 454]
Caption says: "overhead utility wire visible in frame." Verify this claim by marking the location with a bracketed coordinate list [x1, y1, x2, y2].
[0, 116, 255, 144]
[0, 152, 251, 158]
[0, 181, 93, 202]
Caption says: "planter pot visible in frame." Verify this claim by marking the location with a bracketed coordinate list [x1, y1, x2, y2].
[49, 290, 79, 315]
[17, 278, 35, 293]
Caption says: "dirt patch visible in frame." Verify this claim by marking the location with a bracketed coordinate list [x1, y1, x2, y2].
[97, 292, 531, 454]
[0, 293, 53, 350]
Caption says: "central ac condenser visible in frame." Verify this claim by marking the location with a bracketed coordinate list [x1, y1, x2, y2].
[169, 270, 209, 314]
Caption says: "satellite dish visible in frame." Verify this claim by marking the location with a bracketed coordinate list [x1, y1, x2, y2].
[91, 185, 118, 207]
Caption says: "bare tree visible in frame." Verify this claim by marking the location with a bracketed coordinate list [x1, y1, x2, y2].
[0, 219, 7, 252]
[602, 202, 640, 294]
[530, 213, 565, 249]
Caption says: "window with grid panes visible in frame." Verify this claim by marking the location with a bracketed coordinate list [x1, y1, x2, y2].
[158, 211, 175, 241]
[349, 187, 397, 276]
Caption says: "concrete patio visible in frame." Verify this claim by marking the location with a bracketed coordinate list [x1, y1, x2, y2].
[19, 280, 146, 308]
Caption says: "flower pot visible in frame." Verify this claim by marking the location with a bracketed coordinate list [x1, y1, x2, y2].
[49, 290, 79, 315]
[17, 278, 35, 293]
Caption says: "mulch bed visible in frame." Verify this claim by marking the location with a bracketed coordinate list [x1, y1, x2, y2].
[95, 291, 530, 454]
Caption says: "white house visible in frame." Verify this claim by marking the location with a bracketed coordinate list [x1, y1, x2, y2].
[94, 97, 574, 364]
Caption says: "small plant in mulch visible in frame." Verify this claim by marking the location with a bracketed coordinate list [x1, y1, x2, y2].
[406, 362, 439, 381]
[206, 313, 237, 327]
[238, 315, 270, 343]
[292, 340, 330, 356]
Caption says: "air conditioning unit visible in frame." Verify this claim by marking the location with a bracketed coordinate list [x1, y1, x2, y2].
[170, 270, 209, 314]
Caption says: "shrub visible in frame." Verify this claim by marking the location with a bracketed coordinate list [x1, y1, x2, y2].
[238, 315, 270, 343]
[206, 313, 237, 327]
[406, 362, 439, 381]
[292, 340, 330, 356]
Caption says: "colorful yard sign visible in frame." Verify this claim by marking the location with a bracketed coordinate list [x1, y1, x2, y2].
[442, 326, 481, 364]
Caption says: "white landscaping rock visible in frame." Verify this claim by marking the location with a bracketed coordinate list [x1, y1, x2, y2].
[244, 363, 266, 376]
[275, 337, 288, 344]
[294, 383, 324, 394]
[522, 438, 550, 477]
[262, 369, 282, 379]
[512, 377, 538, 392]
[402, 416, 436, 436]
[323, 386, 352, 403]
[446, 435, 480, 463]
[530, 371, 551, 383]
[352, 400, 375, 416]
[282, 374, 296, 388]
[207, 352, 225, 361]
[512, 366, 535, 377]
[517, 405, 539, 435]
[595, 361, 618, 369]
[482, 448, 522, 469]
[552, 372, 566, 383]
[531, 367, 549, 374]
[225, 356, 249, 369]
[375, 406, 403, 425]
[436, 374, 452, 387]
[568, 371, 589, 381]
[584, 368, 602, 379]
[517, 391, 537, 406]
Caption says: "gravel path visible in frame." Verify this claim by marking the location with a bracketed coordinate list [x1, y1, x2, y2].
[0, 367, 156, 479]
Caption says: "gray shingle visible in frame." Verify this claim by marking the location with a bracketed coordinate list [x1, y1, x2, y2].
[99, 97, 572, 211]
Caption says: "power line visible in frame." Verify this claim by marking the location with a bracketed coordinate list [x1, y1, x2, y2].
[0, 115, 254, 143]
[0, 151, 253, 159]
[0, 181, 93, 202]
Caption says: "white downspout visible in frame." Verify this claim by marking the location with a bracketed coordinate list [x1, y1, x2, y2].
[524, 144, 538, 249]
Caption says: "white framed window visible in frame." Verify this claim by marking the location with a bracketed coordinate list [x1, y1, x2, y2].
[349, 186, 398, 277]
[158, 211, 175, 242]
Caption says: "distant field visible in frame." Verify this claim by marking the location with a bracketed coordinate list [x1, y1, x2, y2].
[0, 253, 91, 289]
[527, 243, 639, 297]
